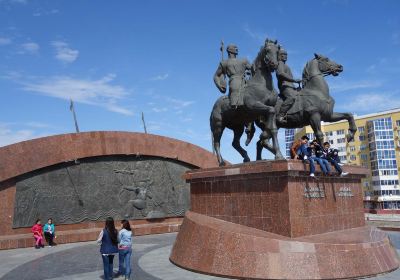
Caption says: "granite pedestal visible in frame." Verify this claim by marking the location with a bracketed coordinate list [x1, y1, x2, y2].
[170, 160, 400, 279]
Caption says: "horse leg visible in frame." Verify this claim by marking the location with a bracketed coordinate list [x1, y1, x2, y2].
[245, 122, 255, 146]
[325, 112, 357, 142]
[309, 113, 324, 144]
[211, 124, 225, 166]
[266, 113, 284, 160]
[256, 130, 274, 160]
[246, 101, 283, 159]
[232, 126, 250, 163]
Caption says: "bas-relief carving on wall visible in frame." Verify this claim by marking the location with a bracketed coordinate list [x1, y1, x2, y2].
[13, 156, 193, 228]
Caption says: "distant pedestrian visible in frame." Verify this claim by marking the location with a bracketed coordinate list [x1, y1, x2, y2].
[43, 218, 56, 247]
[31, 219, 44, 249]
[97, 217, 119, 280]
[117, 220, 133, 280]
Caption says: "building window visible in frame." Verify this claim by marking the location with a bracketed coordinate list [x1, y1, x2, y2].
[359, 144, 367, 151]
[337, 129, 345, 135]
[396, 120, 400, 127]
[329, 140, 334, 144]
[338, 147, 346, 152]
[349, 146, 356, 152]
[358, 126, 365, 133]
[360, 154, 368, 161]
[339, 155, 347, 161]
[337, 138, 346, 143]
[325, 131, 333, 136]
[350, 155, 356, 161]
[359, 135, 366, 141]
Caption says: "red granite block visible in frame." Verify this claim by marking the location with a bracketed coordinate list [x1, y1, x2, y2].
[171, 211, 399, 280]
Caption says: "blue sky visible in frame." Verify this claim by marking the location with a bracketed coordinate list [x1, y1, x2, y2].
[0, 0, 399, 164]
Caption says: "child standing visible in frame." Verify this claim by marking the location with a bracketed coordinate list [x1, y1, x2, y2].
[118, 220, 133, 280]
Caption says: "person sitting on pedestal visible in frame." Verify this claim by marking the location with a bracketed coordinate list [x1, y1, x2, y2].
[290, 135, 309, 159]
[297, 139, 331, 177]
[322, 142, 348, 177]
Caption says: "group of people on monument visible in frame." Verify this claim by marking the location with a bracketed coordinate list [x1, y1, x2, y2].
[31, 218, 56, 248]
[97, 217, 133, 280]
[291, 135, 348, 178]
[213, 42, 299, 123]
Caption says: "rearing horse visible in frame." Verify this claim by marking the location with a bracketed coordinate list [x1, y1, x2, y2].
[255, 53, 357, 159]
[210, 39, 283, 166]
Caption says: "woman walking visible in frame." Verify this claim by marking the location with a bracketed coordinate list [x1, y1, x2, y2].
[97, 217, 118, 280]
[117, 220, 133, 280]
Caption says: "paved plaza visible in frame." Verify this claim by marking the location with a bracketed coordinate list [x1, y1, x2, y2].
[0, 231, 400, 280]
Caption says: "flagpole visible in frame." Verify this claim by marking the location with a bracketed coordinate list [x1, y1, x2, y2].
[141, 112, 147, 134]
[70, 99, 80, 133]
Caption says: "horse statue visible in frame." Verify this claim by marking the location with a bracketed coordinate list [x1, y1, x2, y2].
[210, 39, 283, 166]
[252, 53, 357, 160]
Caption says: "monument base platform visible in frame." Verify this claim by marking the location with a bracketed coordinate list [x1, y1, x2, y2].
[170, 211, 399, 280]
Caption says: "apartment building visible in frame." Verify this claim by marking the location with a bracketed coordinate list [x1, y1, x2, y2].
[285, 108, 400, 211]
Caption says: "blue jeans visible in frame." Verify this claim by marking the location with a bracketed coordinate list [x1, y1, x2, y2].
[101, 254, 115, 280]
[328, 158, 342, 174]
[118, 247, 132, 278]
[310, 157, 331, 175]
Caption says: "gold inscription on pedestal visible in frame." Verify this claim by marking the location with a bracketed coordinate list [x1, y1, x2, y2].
[337, 186, 354, 197]
[304, 186, 325, 198]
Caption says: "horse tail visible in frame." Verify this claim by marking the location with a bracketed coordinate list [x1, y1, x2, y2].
[211, 133, 215, 155]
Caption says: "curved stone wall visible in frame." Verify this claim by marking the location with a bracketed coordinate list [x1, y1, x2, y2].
[0, 131, 218, 241]
[0, 131, 218, 182]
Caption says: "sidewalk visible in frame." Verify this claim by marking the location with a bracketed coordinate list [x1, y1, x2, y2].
[0, 232, 399, 280]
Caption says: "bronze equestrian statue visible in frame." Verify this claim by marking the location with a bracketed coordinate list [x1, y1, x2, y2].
[210, 39, 283, 166]
[254, 53, 357, 160]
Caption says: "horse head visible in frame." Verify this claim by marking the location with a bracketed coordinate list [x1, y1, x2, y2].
[263, 39, 279, 71]
[253, 39, 279, 72]
[302, 54, 343, 86]
[314, 53, 343, 76]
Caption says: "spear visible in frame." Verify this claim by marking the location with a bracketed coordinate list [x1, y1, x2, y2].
[220, 40, 224, 61]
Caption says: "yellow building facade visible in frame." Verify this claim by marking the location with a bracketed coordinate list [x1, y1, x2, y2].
[285, 108, 400, 211]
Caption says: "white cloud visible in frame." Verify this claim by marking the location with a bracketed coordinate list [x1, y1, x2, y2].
[152, 107, 168, 113]
[148, 95, 195, 114]
[330, 80, 382, 93]
[324, 46, 336, 54]
[21, 74, 133, 115]
[165, 97, 194, 109]
[33, 9, 59, 17]
[242, 24, 276, 44]
[0, 37, 12, 45]
[149, 73, 169, 81]
[51, 41, 79, 63]
[337, 91, 400, 113]
[0, 123, 45, 147]
[10, 0, 27, 3]
[243, 24, 267, 42]
[21, 42, 39, 54]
